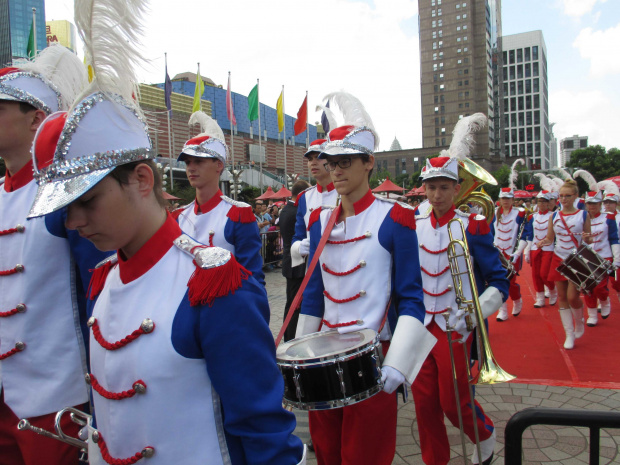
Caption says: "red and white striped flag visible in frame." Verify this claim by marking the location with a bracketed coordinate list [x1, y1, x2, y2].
[227, 72, 237, 126]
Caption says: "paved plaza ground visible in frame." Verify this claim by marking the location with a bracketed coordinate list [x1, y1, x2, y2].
[264, 269, 620, 464]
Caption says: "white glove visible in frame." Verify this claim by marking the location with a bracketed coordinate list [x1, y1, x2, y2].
[524, 241, 532, 264]
[295, 314, 321, 338]
[381, 366, 406, 394]
[612, 244, 620, 268]
[452, 308, 472, 339]
[290, 240, 309, 268]
[479, 286, 503, 320]
[298, 238, 310, 257]
[511, 240, 528, 263]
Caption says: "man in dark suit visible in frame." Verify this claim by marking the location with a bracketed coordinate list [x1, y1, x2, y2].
[279, 179, 311, 341]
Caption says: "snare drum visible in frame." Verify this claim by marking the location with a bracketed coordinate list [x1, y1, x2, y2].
[276, 329, 383, 410]
[556, 244, 615, 294]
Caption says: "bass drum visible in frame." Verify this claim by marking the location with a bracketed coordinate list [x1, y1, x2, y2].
[556, 244, 615, 294]
[276, 329, 383, 410]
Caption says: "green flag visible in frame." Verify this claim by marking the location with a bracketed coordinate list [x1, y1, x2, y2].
[247, 84, 259, 122]
[27, 20, 35, 59]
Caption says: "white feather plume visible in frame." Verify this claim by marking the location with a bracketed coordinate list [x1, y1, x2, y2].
[441, 113, 487, 160]
[18, 44, 88, 110]
[189, 111, 225, 141]
[534, 173, 557, 193]
[597, 180, 620, 196]
[322, 91, 379, 149]
[573, 170, 598, 192]
[548, 175, 565, 190]
[74, 0, 149, 108]
[315, 104, 338, 133]
[555, 167, 573, 181]
[509, 158, 525, 190]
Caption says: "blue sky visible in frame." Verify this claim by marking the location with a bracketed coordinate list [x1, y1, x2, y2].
[46, 0, 619, 156]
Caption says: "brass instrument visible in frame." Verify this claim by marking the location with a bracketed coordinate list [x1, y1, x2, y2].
[455, 159, 498, 224]
[18, 407, 91, 462]
[446, 217, 515, 384]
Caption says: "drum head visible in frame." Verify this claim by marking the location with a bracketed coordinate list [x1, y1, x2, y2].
[277, 329, 378, 363]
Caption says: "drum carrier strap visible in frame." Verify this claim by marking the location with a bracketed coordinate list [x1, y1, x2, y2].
[558, 212, 580, 249]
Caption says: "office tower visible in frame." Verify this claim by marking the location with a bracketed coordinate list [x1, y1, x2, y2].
[560, 135, 588, 167]
[0, 0, 47, 65]
[501, 31, 550, 169]
[418, 0, 502, 168]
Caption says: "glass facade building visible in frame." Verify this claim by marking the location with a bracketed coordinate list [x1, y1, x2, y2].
[2, 0, 47, 64]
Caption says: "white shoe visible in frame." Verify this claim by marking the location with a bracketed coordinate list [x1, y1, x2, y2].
[586, 307, 598, 327]
[534, 292, 545, 308]
[548, 288, 558, 306]
[544, 285, 550, 298]
[559, 308, 575, 349]
[471, 428, 496, 465]
[512, 298, 523, 316]
[497, 302, 508, 322]
[600, 298, 611, 319]
[571, 307, 585, 339]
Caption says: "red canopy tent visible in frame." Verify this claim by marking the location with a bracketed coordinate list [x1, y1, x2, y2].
[372, 178, 404, 198]
[514, 190, 533, 199]
[255, 186, 276, 200]
[406, 186, 426, 197]
[604, 176, 620, 190]
[271, 186, 292, 199]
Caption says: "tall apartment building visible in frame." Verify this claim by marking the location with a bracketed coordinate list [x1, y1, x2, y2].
[0, 0, 47, 66]
[560, 135, 588, 167]
[501, 31, 550, 170]
[418, 0, 502, 169]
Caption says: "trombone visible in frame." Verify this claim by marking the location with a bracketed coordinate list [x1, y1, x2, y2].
[445, 218, 515, 462]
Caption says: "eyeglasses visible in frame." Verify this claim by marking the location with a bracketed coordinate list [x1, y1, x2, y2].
[325, 157, 354, 172]
[558, 194, 574, 199]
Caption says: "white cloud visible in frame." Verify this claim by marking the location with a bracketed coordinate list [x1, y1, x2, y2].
[573, 23, 620, 78]
[558, 0, 607, 18]
[550, 89, 619, 150]
[46, 0, 422, 150]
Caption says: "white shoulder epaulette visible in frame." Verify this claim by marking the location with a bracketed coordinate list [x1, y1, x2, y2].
[220, 195, 251, 209]
[95, 253, 118, 269]
[374, 195, 417, 211]
[454, 209, 470, 218]
[416, 207, 432, 219]
[174, 234, 232, 270]
[474, 214, 486, 221]
[517, 207, 525, 213]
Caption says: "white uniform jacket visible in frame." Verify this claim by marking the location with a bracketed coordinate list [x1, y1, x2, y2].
[416, 207, 509, 334]
[86, 214, 304, 465]
[527, 211, 554, 252]
[175, 191, 265, 287]
[290, 183, 338, 267]
[588, 212, 619, 259]
[552, 210, 588, 260]
[493, 207, 527, 257]
[0, 166, 106, 419]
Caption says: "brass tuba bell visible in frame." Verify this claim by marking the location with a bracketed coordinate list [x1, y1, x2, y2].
[455, 158, 497, 223]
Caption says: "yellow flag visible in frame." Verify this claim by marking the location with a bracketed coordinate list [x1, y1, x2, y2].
[276, 90, 284, 133]
[193, 68, 204, 113]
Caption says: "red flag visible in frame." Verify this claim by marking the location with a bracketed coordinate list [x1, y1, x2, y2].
[293, 95, 308, 136]
[227, 73, 237, 126]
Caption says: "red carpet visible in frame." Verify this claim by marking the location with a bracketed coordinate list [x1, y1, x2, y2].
[487, 262, 620, 389]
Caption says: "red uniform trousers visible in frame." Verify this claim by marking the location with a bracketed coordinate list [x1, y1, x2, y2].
[411, 320, 494, 465]
[584, 257, 612, 308]
[308, 342, 397, 465]
[611, 272, 620, 293]
[530, 249, 555, 292]
[0, 390, 83, 465]
[503, 253, 522, 301]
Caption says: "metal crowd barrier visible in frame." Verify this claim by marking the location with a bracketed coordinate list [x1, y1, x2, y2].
[260, 230, 283, 266]
[505, 407, 620, 465]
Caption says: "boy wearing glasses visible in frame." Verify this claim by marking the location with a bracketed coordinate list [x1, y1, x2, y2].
[296, 124, 436, 465]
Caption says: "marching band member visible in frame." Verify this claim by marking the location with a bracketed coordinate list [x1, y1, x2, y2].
[296, 92, 435, 465]
[290, 138, 338, 268]
[574, 171, 620, 326]
[537, 180, 591, 349]
[27, 2, 305, 463]
[0, 46, 107, 465]
[412, 119, 509, 465]
[493, 159, 529, 321]
[602, 183, 620, 304]
[175, 111, 265, 288]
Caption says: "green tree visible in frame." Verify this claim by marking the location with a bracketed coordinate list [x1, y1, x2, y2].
[566, 145, 620, 192]
[369, 169, 391, 189]
[239, 186, 261, 204]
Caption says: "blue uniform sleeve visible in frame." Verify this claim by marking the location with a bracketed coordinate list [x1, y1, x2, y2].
[172, 278, 303, 465]
[224, 218, 266, 288]
[378, 213, 426, 324]
[300, 216, 325, 319]
[466, 229, 510, 301]
[607, 217, 619, 246]
[292, 193, 308, 245]
[523, 215, 533, 242]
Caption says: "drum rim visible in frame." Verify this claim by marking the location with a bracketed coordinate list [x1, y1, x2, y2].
[282, 384, 383, 411]
[276, 329, 379, 363]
